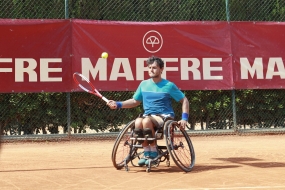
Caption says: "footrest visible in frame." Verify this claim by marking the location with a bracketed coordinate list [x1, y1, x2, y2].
[130, 137, 156, 141]
[157, 145, 167, 149]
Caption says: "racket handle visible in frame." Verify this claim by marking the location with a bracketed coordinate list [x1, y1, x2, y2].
[102, 96, 109, 103]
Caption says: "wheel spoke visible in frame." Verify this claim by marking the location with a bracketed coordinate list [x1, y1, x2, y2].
[112, 121, 136, 169]
[165, 121, 195, 172]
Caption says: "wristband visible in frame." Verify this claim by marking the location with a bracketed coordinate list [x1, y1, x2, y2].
[116, 101, 123, 109]
[182, 112, 189, 121]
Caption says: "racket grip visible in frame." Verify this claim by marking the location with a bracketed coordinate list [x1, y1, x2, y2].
[102, 96, 109, 103]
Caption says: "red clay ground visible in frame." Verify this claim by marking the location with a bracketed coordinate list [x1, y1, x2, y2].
[0, 135, 285, 190]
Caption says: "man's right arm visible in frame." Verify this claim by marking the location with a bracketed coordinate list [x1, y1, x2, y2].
[107, 99, 141, 109]
[120, 98, 141, 108]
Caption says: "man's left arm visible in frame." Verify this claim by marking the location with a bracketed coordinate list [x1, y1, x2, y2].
[178, 96, 189, 128]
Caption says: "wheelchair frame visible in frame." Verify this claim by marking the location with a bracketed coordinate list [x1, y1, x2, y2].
[111, 117, 195, 173]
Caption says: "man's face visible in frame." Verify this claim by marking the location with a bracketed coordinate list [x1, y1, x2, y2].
[148, 62, 163, 78]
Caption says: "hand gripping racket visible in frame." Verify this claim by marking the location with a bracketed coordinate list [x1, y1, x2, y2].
[73, 72, 109, 103]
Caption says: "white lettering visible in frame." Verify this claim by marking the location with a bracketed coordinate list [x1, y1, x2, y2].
[203, 58, 223, 80]
[240, 57, 263, 79]
[0, 58, 13, 72]
[81, 57, 225, 81]
[136, 58, 148, 80]
[266, 57, 285, 79]
[162, 58, 178, 79]
[40, 58, 62, 82]
[181, 58, 201, 80]
[15, 58, 37, 82]
[110, 58, 134, 80]
[82, 58, 107, 80]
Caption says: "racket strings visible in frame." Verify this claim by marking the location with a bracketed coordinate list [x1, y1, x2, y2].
[74, 74, 94, 93]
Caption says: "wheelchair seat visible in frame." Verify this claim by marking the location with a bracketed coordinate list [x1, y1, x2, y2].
[132, 114, 173, 142]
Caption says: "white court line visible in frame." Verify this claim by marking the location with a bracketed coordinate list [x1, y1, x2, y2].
[170, 186, 285, 190]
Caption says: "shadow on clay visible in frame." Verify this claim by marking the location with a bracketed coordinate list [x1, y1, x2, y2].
[128, 164, 241, 174]
[214, 157, 285, 168]
[121, 165, 185, 174]
[0, 166, 113, 173]
[191, 164, 240, 173]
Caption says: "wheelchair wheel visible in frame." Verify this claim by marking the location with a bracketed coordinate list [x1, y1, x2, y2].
[111, 120, 140, 170]
[164, 120, 195, 172]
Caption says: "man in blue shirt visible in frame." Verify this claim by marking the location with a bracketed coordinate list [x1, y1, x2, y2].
[107, 56, 189, 166]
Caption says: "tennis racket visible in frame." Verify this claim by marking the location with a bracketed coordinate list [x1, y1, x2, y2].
[73, 72, 109, 103]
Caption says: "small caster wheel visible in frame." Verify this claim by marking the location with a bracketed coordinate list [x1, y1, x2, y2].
[166, 160, 170, 167]
[146, 168, 151, 173]
[125, 166, 129, 172]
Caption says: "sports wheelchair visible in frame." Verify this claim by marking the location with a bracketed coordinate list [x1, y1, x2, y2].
[111, 116, 195, 173]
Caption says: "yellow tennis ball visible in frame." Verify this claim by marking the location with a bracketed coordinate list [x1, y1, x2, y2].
[101, 52, 108, 59]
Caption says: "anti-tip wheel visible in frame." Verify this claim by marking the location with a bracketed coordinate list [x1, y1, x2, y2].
[166, 160, 170, 167]
[125, 166, 129, 172]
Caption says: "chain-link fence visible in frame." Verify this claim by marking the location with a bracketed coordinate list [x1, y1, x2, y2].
[1, 0, 285, 140]
[1, 0, 285, 21]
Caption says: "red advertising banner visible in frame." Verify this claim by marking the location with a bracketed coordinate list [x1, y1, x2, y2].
[1, 19, 285, 92]
[0, 19, 72, 93]
[72, 20, 232, 91]
[231, 22, 285, 89]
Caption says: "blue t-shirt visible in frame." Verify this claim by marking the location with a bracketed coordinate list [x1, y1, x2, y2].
[133, 79, 185, 117]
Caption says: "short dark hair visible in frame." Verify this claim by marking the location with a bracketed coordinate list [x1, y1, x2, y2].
[146, 56, 164, 68]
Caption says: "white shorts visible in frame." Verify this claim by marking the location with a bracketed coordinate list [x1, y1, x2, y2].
[142, 114, 173, 129]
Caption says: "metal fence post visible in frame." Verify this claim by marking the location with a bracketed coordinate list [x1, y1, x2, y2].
[67, 93, 71, 137]
[65, 0, 71, 137]
[232, 90, 237, 131]
[65, 0, 69, 19]
[225, 0, 237, 132]
[225, 0, 230, 22]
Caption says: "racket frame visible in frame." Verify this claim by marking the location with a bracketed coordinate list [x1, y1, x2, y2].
[73, 72, 109, 103]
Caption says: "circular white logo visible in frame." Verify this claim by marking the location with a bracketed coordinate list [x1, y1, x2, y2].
[142, 30, 163, 53]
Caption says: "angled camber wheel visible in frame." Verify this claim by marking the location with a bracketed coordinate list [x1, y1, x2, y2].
[112, 120, 141, 170]
[164, 120, 195, 172]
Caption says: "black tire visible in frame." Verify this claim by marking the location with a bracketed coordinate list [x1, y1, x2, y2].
[111, 120, 138, 170]
[164, 120, 195, 172]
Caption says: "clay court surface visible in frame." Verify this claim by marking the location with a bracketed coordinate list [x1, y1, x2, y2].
[0, 135, 285, 190]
